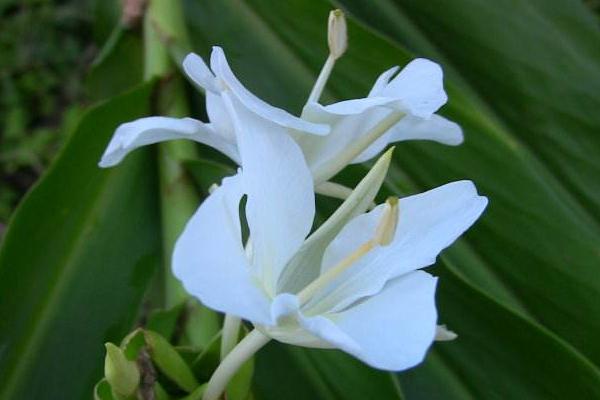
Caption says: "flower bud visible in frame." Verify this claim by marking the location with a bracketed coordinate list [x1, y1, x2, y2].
[104, 343, 140, 398]
[328, 9, 347, 60]
[143, 330, 199, 392]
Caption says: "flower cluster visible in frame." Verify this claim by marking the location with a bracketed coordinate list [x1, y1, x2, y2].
[100, 9, 487, 400]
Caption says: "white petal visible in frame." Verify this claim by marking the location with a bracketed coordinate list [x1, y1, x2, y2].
[324, 271, 438, 371]
[307, 181, 487, 314]
[351, 114, 463, 164]
[368, 66, 400, 97]
[98, 116, 239, 168]
[210, 46, 329, 136]
[303, 97, 396, 118]
[389, 114, 463, 145]
[206, 91, 236, 142]
[182, 53, 220, 93]
[380, 58, 447, 118]
[172, 175, 271, 325]
[223, 93, 315, 296]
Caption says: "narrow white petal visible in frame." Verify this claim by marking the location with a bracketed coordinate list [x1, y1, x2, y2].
[224, 93, 315, 295]
[368, 66, 400, 97]
[389, 114, 463, 145]
[210, 46, 329, 136]
[351, 114, 463, 164]
[98, 116, 239, 168]
[380, 58, 447, 118]
[206, 91, 236, 142]
[172, 175, 271, 325]
[323, 271, 438, 371]
[307, 181, 487, 314]
[182, 53, 219, 93]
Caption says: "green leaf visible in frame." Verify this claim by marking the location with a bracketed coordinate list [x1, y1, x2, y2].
[399, 267, 600, 399]
[254, 343, 403, 400]
[0, 83, 160, 399]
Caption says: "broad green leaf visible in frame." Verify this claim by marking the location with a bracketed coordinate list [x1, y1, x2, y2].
[399, 266, 600, 399]
[254, 343, 403, 400]
[0, 83, 160, 399]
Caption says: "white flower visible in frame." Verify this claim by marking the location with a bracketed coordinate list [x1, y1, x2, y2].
[99, 46, 462, 186]
[172, 94, 487, 374]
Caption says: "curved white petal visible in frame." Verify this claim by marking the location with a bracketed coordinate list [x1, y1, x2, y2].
[379, 58, 447, 118]
[206, 91, 236, 142]
[368, 66, 400, 97]
[210, 46, 329, 135]
[324, 271, 438, 371]
[210, 46, 329, 136]
[98, 116, 239, 168]
[172, 175, 271, 325]
[303, 97, 396, 118]
[182, 53, 220, 93]
[307, 181, 487, 314]
[224, 93, 315, 296]
[351, 114, 463, 164]
[389, 114, 463, 145]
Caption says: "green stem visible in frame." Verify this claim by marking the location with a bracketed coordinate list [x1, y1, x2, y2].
[203, 330, 270, 400]
[220, 315, 241, 360]
[144, 0, 198, 307]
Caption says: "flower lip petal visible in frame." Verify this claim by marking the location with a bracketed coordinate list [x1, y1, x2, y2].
[324, 271, 439, 371]
[210, 46, 330, 136]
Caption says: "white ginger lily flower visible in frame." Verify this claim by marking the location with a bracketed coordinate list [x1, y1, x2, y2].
[172, 93, 487, 400]
[99, 45, 461, 187]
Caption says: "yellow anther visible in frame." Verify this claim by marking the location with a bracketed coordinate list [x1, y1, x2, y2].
[328, 9, 347, 60]
[297, 197, 400, 305]
[374, 197, 399, 246]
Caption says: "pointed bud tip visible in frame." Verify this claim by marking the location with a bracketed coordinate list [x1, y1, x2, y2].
[328, 9, 347, 60]
[104, 343, 140, 397]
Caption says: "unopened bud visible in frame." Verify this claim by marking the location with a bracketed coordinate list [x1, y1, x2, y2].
[143, 330, 199, 392]
[374, 197, 399, 246]
[104, 343, 140, 397]
[328, 9, 347, 60]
